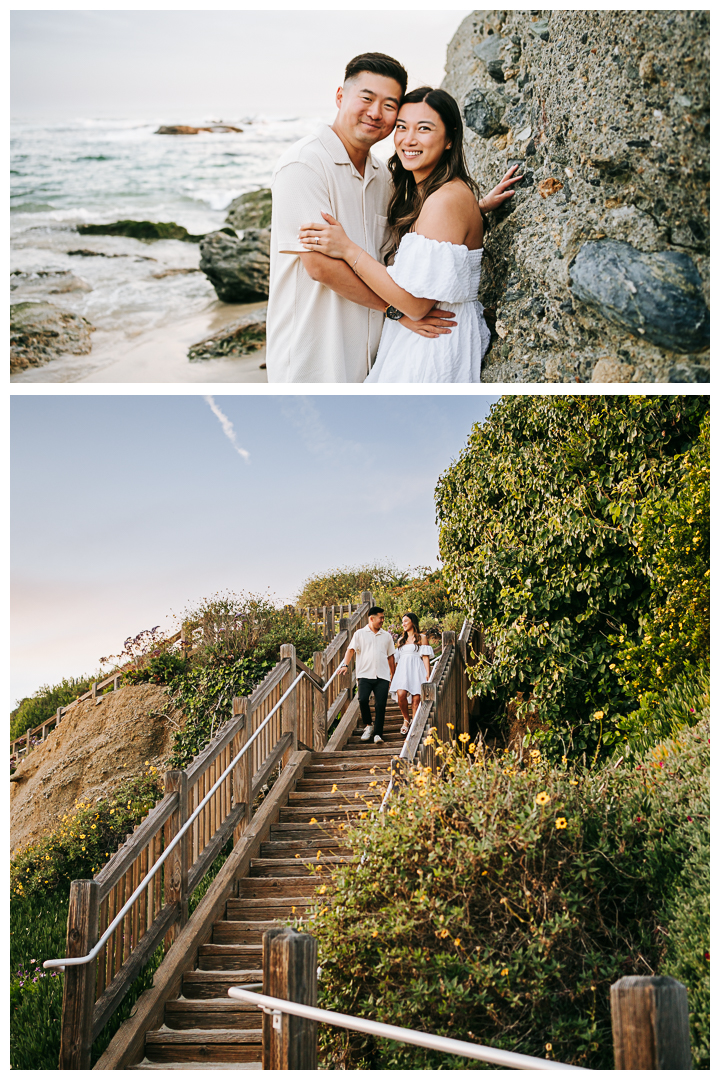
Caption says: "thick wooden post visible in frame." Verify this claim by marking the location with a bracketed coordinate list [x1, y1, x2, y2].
[263, 928, 318, 1070]
[231, 697, 251, 842]
[280, 644, 298, 758]
[323, 606, 334, 641]
[312, 651, 326, 750]
[163, 770, 188, 949]
[25, 727, 32, 755]
[59, 879, 99, 1069]
[611, 975, 692, 1069]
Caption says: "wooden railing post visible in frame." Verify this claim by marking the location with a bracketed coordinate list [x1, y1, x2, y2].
[610, 975, 692, 1069]
[163, 770, 188, 948]
[263, 928, 318, 1070]
[59, 879, 99, 1069]
[231, 697, 251, 842]
[323, 606, 333, 641]
[280, 644, 297, 757]
[25, 727, 31, 756]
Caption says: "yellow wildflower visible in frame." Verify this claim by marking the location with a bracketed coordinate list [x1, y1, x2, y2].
[555, 817, 568, 830]
[594, 711, 604, 720]
[468, 743, 476, 753]
[439, 928, 450, 938]
[536, 792, 550, 806]
[458, 733, 470, 743]
[501, 968, 509, 976]
[545, 1043, 553, 1052]
[454, 938, 462, 947]
[569, 779, 579, 787]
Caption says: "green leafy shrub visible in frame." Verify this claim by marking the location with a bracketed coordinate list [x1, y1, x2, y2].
[11, 674, 97, 741]
[435, 394, 709, 759]
[309, 720, 709, 1070]
[614, 412, 709, 698]
[296, 563, 410, 607]
[123, 652, 189, 686]
[11, 769, 164, 900]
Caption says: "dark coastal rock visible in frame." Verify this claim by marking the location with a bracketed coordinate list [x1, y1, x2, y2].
[188, 307, 267, 360]
[156, 124, 243, 135]
[77, 220, 204, 242]
[225, 188, 272, 231]
[11, 301, 95, 373]
[199, 229, 270, 303]
[443, 9, 709, 381]
[463, 88, 508, 138]
[569, 240, 709, 353]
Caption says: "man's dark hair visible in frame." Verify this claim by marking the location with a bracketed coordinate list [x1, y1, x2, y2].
[344, 53, 408, 96]
[368, 606, 385, 616]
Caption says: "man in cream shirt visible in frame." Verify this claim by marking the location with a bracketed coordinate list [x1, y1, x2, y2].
[337, 606, 396, 744]
[266, 52, 457, 383]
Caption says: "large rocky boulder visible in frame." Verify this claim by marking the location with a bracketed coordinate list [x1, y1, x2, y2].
[10, 301, 95, 373]
[199, 227, 270, 303]
[78, 219, 204, 242]
[188, 306, 267, 360]
[444, 10, 709, 382]
[225, 188, 272, 231]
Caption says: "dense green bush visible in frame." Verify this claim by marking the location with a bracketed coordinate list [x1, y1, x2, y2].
[296, 563, 405, 607]
[614, 412, 709, 699]
[435, 395, 709, 759]
[309, 719, 709, 1070]
[11, 674, 97, 741]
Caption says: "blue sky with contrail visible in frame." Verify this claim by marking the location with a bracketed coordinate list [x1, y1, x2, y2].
[11, 394, 496, 704]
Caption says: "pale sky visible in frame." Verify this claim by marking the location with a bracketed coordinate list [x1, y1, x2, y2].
[11, 10, 472, 120]
[11, 395, 497, 705]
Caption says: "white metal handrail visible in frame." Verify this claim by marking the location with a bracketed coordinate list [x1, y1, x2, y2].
[44, 667, 337, 972]
[228, 987, 586, 1071]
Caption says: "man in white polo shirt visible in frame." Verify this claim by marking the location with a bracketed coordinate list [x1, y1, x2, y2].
[337, 606, 396, 744]
[266, 52, 460, 382]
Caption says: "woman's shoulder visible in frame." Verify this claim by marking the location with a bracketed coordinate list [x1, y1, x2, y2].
[414, 181, 482, 247]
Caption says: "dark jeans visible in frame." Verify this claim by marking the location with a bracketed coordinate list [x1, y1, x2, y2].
[357, 677, 390, 738]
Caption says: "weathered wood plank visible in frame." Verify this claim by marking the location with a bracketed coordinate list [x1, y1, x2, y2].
[326, 687, 349, 726]
[610, 975, 691, 1069]
[59, 880, 99, 1069]
[92, 750, 313, 1071]
[265, 929, 318, 1069]
[90, 902, 179, 1042]
[94, 792, 177, 901]
[324, 697, 361, 753]
[250, 732, 293, 803]
[186, 804, 245, 895]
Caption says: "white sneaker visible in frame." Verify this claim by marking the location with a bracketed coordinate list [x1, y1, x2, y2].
[373, 734, 385, 744]
[360, 726, 373, 741]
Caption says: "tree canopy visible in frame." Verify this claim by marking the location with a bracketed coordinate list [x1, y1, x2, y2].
[435, 395, 709, 758]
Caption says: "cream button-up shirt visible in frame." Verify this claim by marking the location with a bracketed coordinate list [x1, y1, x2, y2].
[349, 625, 396, 681]
[266, 125, 392, 383]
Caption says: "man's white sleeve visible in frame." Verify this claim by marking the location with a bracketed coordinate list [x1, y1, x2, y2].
[272, 161, 334, 255]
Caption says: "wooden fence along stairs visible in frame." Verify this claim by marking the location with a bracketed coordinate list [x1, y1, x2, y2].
[133, 701, 407, 1069]
[49, 595, 478, 1070]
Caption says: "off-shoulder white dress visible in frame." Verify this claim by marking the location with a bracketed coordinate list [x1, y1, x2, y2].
[390, 642, 435, 697]
[365, 233, 491, 383]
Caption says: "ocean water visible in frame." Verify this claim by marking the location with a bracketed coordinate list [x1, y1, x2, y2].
[10, 115, 325, 340]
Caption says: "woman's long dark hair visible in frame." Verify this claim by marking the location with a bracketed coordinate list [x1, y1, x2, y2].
[397, 612, 422, 651]
[386, 87, 479, 258]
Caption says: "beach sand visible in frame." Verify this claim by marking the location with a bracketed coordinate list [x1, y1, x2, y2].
[11, 300, 268, 384]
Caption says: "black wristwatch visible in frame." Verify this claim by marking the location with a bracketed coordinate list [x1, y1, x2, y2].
[385, 305, 403, 320]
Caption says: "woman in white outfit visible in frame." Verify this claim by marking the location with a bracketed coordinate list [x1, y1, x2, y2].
[390, 613, 434, 735]
[298, 87, 493, 382]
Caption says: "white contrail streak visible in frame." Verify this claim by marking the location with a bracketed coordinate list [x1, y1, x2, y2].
[204, 396, 250, 461]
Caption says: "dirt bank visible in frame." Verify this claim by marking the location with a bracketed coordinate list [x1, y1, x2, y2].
[10, 683, 185, 856]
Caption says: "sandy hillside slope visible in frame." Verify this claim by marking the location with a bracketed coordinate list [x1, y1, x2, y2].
[10, 684, 185, 856]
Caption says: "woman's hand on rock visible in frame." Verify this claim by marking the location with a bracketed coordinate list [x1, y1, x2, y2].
[479, 165, 524, 213]
[298, 213, 354, 260]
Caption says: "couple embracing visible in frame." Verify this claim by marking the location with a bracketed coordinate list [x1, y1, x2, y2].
[338, 606, 434, 743]
[266, 52, 521, 383]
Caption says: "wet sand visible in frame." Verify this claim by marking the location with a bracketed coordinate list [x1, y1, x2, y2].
[11, 301, 268, 384]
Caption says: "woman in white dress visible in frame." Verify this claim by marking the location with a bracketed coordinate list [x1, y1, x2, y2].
[390, 613, 435, 736]
[298, 87, 495, 382]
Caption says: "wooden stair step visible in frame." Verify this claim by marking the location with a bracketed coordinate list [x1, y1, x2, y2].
[279, 807, 369, 822]
[295, 776, 383, 791]
[212, 920, 282, 944]
[249, 856, 353, 877]
[236, 876, 324, 898]
[165, 1000, 261, 1030]
[312, 750, 395, 763]
[304, 761, 392, 776]
[259, 839, 352, 857]
[131, 1062, 261, 1070]
[145, 1028, 261, 1063]
[226, 898, 308, 919]
[182, 970, 262, 999]
[268, 821, 346, 838]
[198, 945, 262, 970]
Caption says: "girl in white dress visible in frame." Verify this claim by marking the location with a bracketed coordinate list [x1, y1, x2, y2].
[390, 613, 435, 735]
[298, 87, 493, 382]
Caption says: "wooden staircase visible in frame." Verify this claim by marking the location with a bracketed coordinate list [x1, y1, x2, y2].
[131, 702, 407, 1069]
